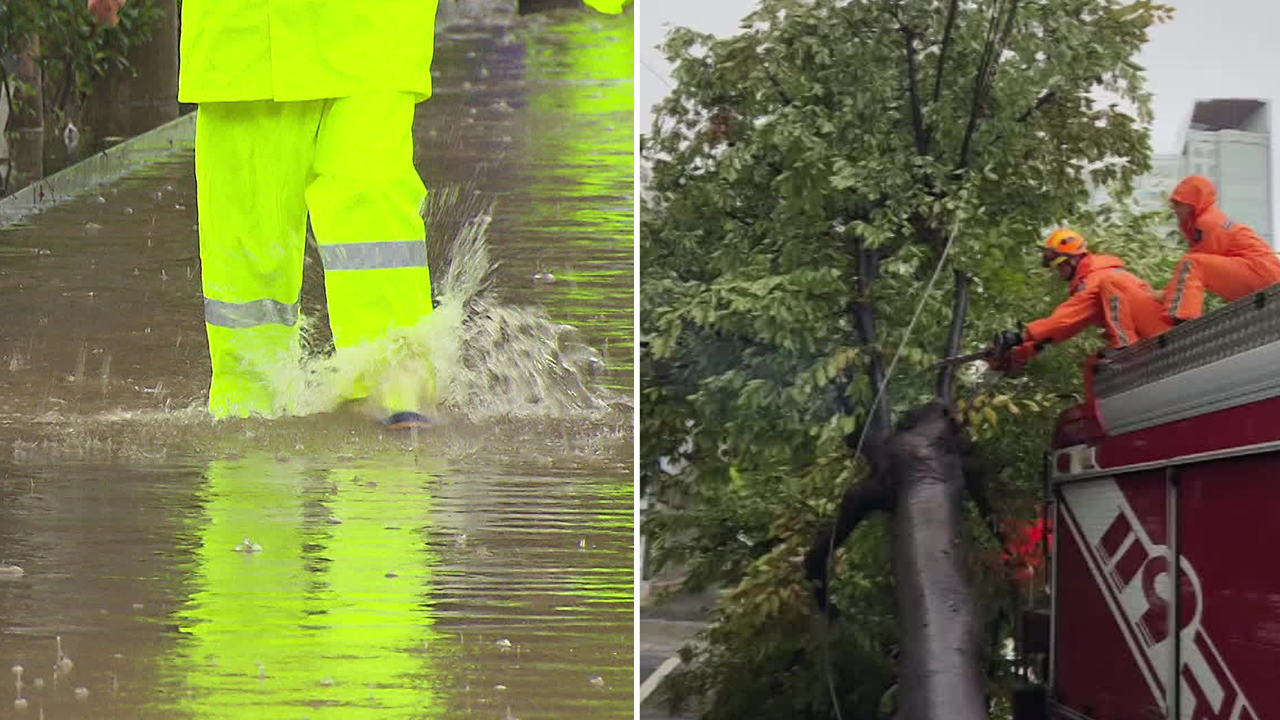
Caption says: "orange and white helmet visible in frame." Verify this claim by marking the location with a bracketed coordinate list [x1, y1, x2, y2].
[1041, 228, 1088, 268]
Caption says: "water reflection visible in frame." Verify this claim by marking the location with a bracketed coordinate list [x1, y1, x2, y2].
[175, 455, 446, 718]
[0, 446, 632, 719]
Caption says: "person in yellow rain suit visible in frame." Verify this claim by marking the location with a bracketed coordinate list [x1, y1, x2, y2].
[87, 0, 624, 427]
[89, 0, 439, 426]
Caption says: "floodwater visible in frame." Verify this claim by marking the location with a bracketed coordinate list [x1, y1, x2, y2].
[0, 9, 633, 720]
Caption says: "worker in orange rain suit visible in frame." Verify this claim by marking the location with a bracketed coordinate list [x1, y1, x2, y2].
[1162, 175, 1280, 323]
[992, 229, 1172, 386]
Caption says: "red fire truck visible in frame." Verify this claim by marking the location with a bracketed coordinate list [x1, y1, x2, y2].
[1034, 283, 1280, 720]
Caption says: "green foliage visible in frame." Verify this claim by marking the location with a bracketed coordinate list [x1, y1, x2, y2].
[642, 0, 1177, 717]
[1, 0, 160, 128]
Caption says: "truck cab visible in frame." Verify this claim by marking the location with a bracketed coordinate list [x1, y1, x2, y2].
[1041, 284, 1280, 720]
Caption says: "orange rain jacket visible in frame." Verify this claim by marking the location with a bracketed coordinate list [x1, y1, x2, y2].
[1162, 176, 1280, 321]
[1024, 254, 1171, 350]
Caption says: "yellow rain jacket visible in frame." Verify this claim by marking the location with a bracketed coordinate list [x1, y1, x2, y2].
[177, 0, 438, 103]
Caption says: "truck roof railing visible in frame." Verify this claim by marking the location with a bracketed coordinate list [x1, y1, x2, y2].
[1094, 281, 1280, 400]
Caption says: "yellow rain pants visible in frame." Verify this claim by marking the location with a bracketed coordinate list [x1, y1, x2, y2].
[195, 94, 434, 418]
[583, 0, 629, 12]
[180, 1, 439, 419]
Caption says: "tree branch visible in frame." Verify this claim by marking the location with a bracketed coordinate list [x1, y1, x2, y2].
[957, 0, 1004, 170]
[931, 0, 961, 103]
[957, 0, 1022, 171]
[852, 238, 892, 447]
[764, 68, 794, 107]
[1016, 89, 1056, 123]
[803, 475, 893, 612]
[901, 24, 930, 156]
[936, 270, 969, 401]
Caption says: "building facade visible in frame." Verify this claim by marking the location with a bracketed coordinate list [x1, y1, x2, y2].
[1177, 99, 1273, 245]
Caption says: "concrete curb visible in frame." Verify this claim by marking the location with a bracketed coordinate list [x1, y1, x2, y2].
[639, 655, 683, 703]
[0, 110, 196, 228]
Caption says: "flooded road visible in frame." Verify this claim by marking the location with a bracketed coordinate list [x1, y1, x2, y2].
[0, 8, 633, 720]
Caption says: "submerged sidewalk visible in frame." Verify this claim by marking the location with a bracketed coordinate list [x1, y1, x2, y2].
[639, 582, 718, 719]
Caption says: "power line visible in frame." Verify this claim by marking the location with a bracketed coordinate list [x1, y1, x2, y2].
[639, 57, 674, 90]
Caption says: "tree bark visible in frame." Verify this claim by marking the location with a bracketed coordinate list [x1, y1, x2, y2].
[11, 33, 44, 185]
[889, 403, 986, 720]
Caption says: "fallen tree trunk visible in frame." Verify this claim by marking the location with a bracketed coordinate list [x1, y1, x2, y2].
[805, 270, 990, 720]
[889, 403, 985, 720]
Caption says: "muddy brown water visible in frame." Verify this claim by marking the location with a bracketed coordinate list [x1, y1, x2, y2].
[0, 9, 633, 720]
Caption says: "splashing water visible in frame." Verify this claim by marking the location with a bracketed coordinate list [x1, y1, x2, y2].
[275, 185, 616, 421]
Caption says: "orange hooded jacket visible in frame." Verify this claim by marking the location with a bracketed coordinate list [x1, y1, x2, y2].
[1163, 176, 1280, 313]
[1172, 176, 1277, 264]
[1024, 254, 1169, 348]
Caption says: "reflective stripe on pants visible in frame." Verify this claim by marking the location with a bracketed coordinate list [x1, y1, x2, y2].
[196, 94, 433, 418]
[1107, 294, 1131, 347]
[1165, 256, 1198, 322]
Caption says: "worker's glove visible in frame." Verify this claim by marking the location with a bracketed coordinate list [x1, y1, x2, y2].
[1010, 341, 1038, 371]
[990, 342, 1036, 377]
[995, 329, 1025, 354]
[987, 329, 1024, 372]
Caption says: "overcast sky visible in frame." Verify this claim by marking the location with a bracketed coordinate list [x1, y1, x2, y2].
[639, 0, 1280, 168]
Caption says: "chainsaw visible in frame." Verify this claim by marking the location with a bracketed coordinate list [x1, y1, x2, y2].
[932, 329, 1026, 371]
